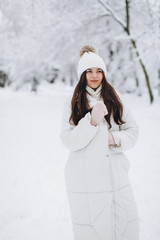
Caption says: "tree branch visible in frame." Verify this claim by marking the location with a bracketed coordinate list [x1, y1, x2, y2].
[125, 0, 130, 34]
[97, 0, 126, 30]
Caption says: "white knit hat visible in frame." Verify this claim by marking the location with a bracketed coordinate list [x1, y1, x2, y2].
[77, 45, 107, 80]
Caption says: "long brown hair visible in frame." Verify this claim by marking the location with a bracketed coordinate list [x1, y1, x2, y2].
[69, 71, 126, 129]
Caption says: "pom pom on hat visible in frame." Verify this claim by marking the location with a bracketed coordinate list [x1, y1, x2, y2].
[77, 45, 107, 80]
[79, 45, 98, 57]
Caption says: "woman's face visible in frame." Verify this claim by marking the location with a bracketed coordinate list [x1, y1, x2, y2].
[86, 67, 103, 90]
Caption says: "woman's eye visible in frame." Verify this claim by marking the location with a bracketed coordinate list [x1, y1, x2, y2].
[86, 69, 102, 73]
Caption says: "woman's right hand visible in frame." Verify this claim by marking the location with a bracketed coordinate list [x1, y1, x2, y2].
[90, 101, 108, 126]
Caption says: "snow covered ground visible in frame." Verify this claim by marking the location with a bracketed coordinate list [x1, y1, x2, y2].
[0, 83, 160, 240]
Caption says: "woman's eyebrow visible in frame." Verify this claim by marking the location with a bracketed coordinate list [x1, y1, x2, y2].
[86, 68, 102, 71]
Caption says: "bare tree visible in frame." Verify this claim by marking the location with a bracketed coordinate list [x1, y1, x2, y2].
[97, 0, 154, 103]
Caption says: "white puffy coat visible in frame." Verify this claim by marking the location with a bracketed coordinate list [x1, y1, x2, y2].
[60, 93, 140, 240]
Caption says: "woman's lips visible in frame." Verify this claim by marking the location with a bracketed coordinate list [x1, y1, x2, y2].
[91, 80, 98, 82]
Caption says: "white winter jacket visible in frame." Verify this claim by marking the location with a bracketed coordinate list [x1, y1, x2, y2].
[60, 93, 140, 240]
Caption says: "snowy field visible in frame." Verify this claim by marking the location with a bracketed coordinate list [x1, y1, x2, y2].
[0, 83, 160, 240]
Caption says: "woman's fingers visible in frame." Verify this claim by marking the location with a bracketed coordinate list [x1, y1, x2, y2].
[94, 101, 108, 115]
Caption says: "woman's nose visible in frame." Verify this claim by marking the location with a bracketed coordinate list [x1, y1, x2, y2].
[92, 72, 98, 78]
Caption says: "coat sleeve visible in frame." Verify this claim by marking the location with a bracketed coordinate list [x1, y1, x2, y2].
[59, 96, 99, 151]
[109, 101, 139, 153]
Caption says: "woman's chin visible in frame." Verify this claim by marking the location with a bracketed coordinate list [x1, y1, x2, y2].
[88, 83, 100, 89]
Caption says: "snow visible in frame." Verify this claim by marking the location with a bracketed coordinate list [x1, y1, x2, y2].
[0, 84, 160, 240]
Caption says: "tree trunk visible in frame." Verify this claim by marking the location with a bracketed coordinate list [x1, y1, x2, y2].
[130, 39, 154, 103]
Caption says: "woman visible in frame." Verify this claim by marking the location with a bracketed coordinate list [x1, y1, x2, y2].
[60, 45, 140, 240]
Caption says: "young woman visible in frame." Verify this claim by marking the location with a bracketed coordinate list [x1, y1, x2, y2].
[60, 45, 140, 240]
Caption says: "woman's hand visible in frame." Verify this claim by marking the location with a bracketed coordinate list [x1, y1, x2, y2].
[90, 101, 108, 126]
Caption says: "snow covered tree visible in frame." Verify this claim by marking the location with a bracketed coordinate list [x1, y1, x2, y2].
[0, 0, 159, 102]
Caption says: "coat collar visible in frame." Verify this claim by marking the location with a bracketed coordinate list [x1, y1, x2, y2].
[86, 84, 102, 108]
[86, 84, 102, 101]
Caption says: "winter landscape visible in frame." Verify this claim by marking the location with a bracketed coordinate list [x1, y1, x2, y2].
[0, 1, 160, 240]
[0, 83, 160, 240]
